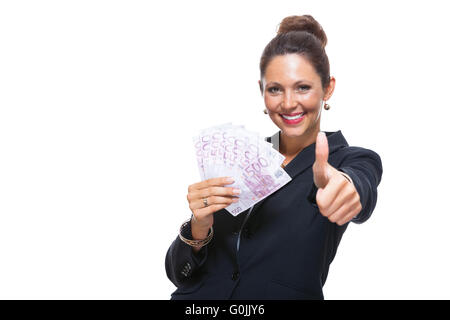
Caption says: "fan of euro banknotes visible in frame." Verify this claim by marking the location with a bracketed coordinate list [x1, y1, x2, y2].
[192, 123, 292, 216]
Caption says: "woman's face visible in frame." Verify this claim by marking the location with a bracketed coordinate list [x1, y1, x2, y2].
[259, 53, 334, 141]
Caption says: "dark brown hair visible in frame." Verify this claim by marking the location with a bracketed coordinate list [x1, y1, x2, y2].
[259, 15, 330, 90]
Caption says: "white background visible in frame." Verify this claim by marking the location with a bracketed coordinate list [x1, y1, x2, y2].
[0, 0, 449, 299]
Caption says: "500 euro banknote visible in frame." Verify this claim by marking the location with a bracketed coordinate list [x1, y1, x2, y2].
[192, 123, 292, 216]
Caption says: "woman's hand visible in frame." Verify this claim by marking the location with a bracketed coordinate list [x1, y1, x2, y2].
[187, 177, 240, 240]
[313, 132, 362, 225]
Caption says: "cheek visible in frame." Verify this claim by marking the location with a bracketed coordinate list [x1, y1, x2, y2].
[264, 95, 280, 110]
[300, 93, 323, 112]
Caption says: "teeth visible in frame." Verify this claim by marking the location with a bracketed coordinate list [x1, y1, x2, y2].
[281, 112, 304, 120]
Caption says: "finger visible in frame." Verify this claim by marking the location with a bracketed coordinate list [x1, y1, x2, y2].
[193, 186, 241, 199]
[327, 200, 354, 224]
[190, 195, 238, 211]
[189, 176, 235, 192]
[322, 179, 355, 216]
[336, 203, 362, 226]
[194, 203, 231, 218]
[313, 132, 330, 189]
[328, 194, 361, 225]
[316, 175, 347, 215]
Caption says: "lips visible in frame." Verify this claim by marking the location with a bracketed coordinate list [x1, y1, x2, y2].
[280, 112, 306, 120]
[281, 112, 304, 117]
[280, 111, 307, 124]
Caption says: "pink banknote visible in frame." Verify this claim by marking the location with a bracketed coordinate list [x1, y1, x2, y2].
[192, 123, 292, 216]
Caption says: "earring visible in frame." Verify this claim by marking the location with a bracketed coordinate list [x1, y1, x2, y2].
[263, 109, 268, 114]
[324, 102, 330, 110]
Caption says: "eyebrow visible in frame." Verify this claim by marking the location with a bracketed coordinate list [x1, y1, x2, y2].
[267, 80, 311, 86]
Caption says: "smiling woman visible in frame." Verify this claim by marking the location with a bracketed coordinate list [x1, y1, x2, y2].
[258, 15, 335, 164]
[165, 14, 383, 300]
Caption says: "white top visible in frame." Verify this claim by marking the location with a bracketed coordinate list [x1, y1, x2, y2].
[268, 130, 280, 152]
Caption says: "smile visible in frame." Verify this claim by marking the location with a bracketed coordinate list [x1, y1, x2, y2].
[280, 112, 307, 124]
[281, 112, 306, 120]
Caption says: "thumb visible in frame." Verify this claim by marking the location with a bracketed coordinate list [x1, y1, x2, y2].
[313, 131, 331, 189]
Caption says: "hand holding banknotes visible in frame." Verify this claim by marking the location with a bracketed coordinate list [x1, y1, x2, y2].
[313, 132, 362, 225]
[187, 176, 240, 252]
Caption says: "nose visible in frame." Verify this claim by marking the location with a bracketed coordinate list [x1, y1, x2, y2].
[281, 90, 298, 112]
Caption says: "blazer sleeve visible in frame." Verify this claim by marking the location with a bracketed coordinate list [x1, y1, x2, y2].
[165, 217, 209, 287]
[307, 146, 383, 224]
[337, 147, 383, 224]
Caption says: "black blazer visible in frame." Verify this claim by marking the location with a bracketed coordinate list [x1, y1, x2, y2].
[165, 130, 383, 300]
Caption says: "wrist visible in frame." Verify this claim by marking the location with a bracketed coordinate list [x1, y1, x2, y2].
[191, 218, 211, 240]
[178, 218, 214, 250]
[339, 170, 353, 184]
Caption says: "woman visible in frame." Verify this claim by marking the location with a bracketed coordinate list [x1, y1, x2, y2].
[165, 14, 383, 300]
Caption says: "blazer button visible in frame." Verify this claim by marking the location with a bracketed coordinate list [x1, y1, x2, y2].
[231, 271, 240, 281]
[180, 262, 192, 278]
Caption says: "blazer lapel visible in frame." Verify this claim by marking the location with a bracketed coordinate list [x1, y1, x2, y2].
[271, 129, 349, 180]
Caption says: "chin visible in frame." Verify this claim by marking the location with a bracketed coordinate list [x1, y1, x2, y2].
[277, 119, 308, 132]
[282, 128, 308, 138]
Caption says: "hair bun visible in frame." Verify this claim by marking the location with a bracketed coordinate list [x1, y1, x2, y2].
[276, 15, 327, 48]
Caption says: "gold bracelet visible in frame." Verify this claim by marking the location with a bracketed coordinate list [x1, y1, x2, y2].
[179, 219, 214, 248]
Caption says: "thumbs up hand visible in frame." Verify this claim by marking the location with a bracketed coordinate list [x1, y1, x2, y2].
[312, 132, 362, 225]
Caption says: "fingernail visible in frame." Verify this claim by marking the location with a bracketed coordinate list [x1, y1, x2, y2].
[233, 188, 241, 195]
[232, 198, 239, 202]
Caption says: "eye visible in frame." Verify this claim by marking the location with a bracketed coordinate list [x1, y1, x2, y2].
[297, 85, 310, 91]
[267, 87, 280, 94]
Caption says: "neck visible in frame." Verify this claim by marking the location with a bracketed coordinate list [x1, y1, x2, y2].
[279, 127, 320, 157]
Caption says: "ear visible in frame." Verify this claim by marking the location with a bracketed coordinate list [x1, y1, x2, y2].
[324, 76, 336, 100]
[258, 80, 263, 96]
